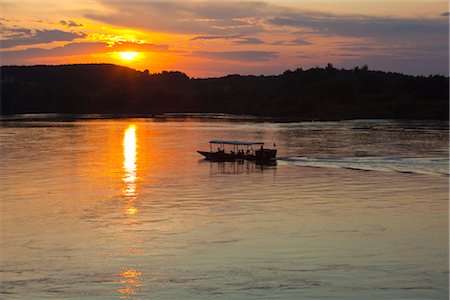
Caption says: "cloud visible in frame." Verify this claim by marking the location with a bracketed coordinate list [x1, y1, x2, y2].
[338, 34, 449, 56]
[85, 1, 272, 35]
[0, 43, 90, 65]
[191, 34, 264, 45]
[333, 53, 360, 57]
[1, 0, 447, 76]
[267, 16, 448, 39]
[338, 46, 374, 52]
[87, 1, 448, 48]
[109, 41, 168, 52]
[0, 28, 86, 49]
[273, 38, 311, 46]
[191, 34, 242, 41]
[0, 41, 169, 64]
[99, 1, 270, 21]
[60, 20, 83, 27]
[194, 50, 277, 62]
[0, 26, 32, 38]
[0, 42, 105, 63]
[290, 38, 311, 45]
[232, 37, 264, 45]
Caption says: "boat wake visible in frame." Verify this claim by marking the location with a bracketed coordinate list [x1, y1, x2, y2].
[277, 156, 449, 176]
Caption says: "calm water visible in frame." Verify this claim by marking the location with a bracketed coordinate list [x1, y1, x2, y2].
[0, 117, 448, 299]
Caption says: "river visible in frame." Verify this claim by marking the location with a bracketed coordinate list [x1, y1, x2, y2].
[0, 116, 448, 299]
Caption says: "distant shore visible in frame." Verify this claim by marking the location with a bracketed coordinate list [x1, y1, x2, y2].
[1, 64, 448, 120]
[1, 113, 449, 124]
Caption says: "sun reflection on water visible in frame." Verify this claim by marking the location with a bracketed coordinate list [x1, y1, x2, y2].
[119, 125, 142, 296]
[122, 125, 140, 213]
[122, 124, 139, 214]
[125, 206, 139, 215]
[123, 124, 137, 198]
[118, 269, 142, 297]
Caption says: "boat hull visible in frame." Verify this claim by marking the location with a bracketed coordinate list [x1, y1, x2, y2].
[197, 151, 240, 162]
[255, 149, 277, 162]
[197, 149, 276, 163]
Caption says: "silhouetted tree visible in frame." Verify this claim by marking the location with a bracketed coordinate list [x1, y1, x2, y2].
[1, 64, 448, 120]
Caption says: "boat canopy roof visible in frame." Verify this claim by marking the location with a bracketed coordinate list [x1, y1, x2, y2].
[209, 140, 264, 146]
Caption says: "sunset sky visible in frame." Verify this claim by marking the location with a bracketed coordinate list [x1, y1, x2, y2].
[1, 0, 448, 77]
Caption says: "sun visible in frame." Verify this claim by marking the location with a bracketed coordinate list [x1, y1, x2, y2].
[119, 51, 139, 61]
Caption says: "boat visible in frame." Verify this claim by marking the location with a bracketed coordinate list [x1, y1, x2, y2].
[197, 140, 277, 163]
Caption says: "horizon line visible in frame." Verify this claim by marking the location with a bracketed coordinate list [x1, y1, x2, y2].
[1, 63, 448, 79]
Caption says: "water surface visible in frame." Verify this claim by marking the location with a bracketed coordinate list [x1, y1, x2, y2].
[0, 118, 448, 299]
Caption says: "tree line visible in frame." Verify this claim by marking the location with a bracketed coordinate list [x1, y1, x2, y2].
[1, 63, 448, 120]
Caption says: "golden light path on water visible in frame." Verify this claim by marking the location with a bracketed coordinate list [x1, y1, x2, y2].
[118, 269, 142, 297]
[123, 124, 138, 213]
[120, 124, 142, 297]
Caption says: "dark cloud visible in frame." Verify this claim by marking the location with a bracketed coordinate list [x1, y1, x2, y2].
[60, 20, 83, 27]
[441, 12, 449, 17]
[191, 34, 242, 41]
[273, 38, 311, 46]
[0, 26, 33, 38]
[268, 17, 308, 27]
[290, 38, 311, 45]
[191, 34, 264, 45]
[232, 37, 264, 45]
[0, 28, 86, 49]
[332, 53, 360, 57]
[268, 16, 448, 39]
[338, 46, 374, 52]
[0, 42, 105, 63]
[194, 51, 277, 62]
[338, 36, 449, 56]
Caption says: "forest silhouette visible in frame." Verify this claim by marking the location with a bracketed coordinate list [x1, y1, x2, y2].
[1, 64, 448, 120]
